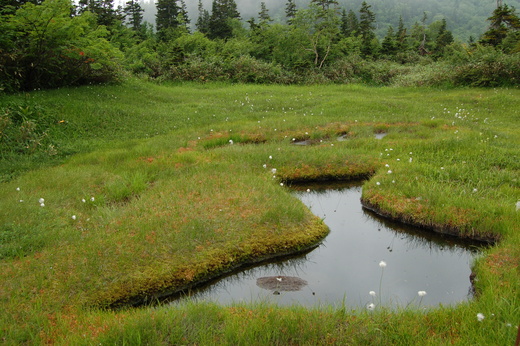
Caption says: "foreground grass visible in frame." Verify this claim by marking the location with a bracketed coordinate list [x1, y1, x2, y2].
[0, 80, 519, 344]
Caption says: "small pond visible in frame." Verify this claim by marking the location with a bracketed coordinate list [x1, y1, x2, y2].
[172, 182, 483, 309]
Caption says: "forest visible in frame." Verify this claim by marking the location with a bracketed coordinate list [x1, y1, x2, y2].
[1, 0, 520, 92]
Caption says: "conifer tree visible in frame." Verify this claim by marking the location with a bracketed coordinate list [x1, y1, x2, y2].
[381, 26, 397, 56]
[358, 1, 376, 56]
[196, 0, 211, 34]
[258, 2, 272, 25]
[340, 9, 358, 37]
[311, 0, 338, 10]
[208, 0, 241, 40]
[480, 4, 520, 47]
[155, 0, 180, 38]
[395, 16, 408, 51]
[285, 0, 297, 24]
[434, 18, 453, 55]
[78, 0, 121, 27]
[123, 0, 144, 32]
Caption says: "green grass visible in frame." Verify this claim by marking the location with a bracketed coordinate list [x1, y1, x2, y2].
[0, 80, 519, 344]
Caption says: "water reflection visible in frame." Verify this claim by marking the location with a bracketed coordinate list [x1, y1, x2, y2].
[171, 182, 482, 309]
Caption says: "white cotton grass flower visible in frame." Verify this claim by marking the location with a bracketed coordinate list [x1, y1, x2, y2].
[271, 168, 277, 174]
[269, 155, 273, 160]
[418, 291, 427, 297]
[387, 170, 392, 174]
[90, 197, 95, 202]
[39, 198, 45, 204]
[367, 303, 375, 311]
[82, 198, 86, 203]
[516, 201, 520, 211]
[376, 182, 381, 186]
[40, 203, 45, 207]
[477, 313, 485, 322]
[16, 187, 20, 191]
[379, 261, 387, 268]
[72, 215, 77, 220]
[369, 291, 376, 297]
[229, 139, 234, 145]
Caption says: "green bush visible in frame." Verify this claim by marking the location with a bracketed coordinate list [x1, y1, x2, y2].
[0, 0, 123, 92]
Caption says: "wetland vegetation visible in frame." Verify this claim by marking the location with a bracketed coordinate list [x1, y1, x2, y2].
[1, 81, 519, 344]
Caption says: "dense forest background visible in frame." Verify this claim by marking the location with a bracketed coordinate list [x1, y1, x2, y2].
[139, 0, 520, 42]
[1, 0, 520, 94]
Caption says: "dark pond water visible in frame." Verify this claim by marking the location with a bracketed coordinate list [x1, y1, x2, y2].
[174, 183, 483, 309]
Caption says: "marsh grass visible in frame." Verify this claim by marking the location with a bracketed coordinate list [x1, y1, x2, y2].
[0, 80, 519, 344]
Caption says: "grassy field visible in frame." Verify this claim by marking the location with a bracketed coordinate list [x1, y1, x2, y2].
[1, 80, 519, 344]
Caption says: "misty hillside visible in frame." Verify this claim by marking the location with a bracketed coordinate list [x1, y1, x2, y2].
[138, 0, 520, 42]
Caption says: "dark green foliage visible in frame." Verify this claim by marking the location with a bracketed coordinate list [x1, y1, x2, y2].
[208, 0, 241, 40]
[0, 0, 123, 93]
[381, 26, 397, 57]
[340, 9, 359, 37]
[480, 4, 520, 48]
[258, 2, 272, 25]
[310, 0, 338, 10]
[196, 0, 210, 34]
[285, 0, 296, 24]
[77, 0, 123, 27]
[359, 1, 377, 57]
[155, 0, 179, 39]
[434, 19, 454, 57]
[123, 0, 144, 33]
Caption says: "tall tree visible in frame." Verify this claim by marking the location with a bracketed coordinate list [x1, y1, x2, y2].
[78, 0, 121, 27]
[196, 0, 210, 34]
[480, 4, 520, 47]
[381, 25, 397, 56]
[123, 0, 144, 32]
[395, 16, 408, 51]
[285, 0, 297, 24]
[208, 0, 241, 40]
[340, 9, 358, 37]
[310, 0, 338, 10]
[258, 2, 272, 25]
[178, 0, 190, 29]
[434, 18, 454, 56]
[155, 0, 180, 38]
[358, 1, 377, 57]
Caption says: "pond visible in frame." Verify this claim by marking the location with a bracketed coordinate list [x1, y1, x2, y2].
[172, 182, 483, 309]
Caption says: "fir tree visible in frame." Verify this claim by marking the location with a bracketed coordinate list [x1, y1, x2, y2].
[310, 0, 338, 10]
[359, 1, 376, 56]
[208, 0, 241, 40]
[123, 0, 144, 32]
[434, 18, 454, 55]
[480, 4, 520, 47]
[285, 0, 297, 24]
[196, 0, 211, 34]
[155, 0, 180, 37]
[395, 16, 408, 51]
[341, 9, 358, 37]
[381, 26, 397, 56]
[258, 2, 272, 25]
